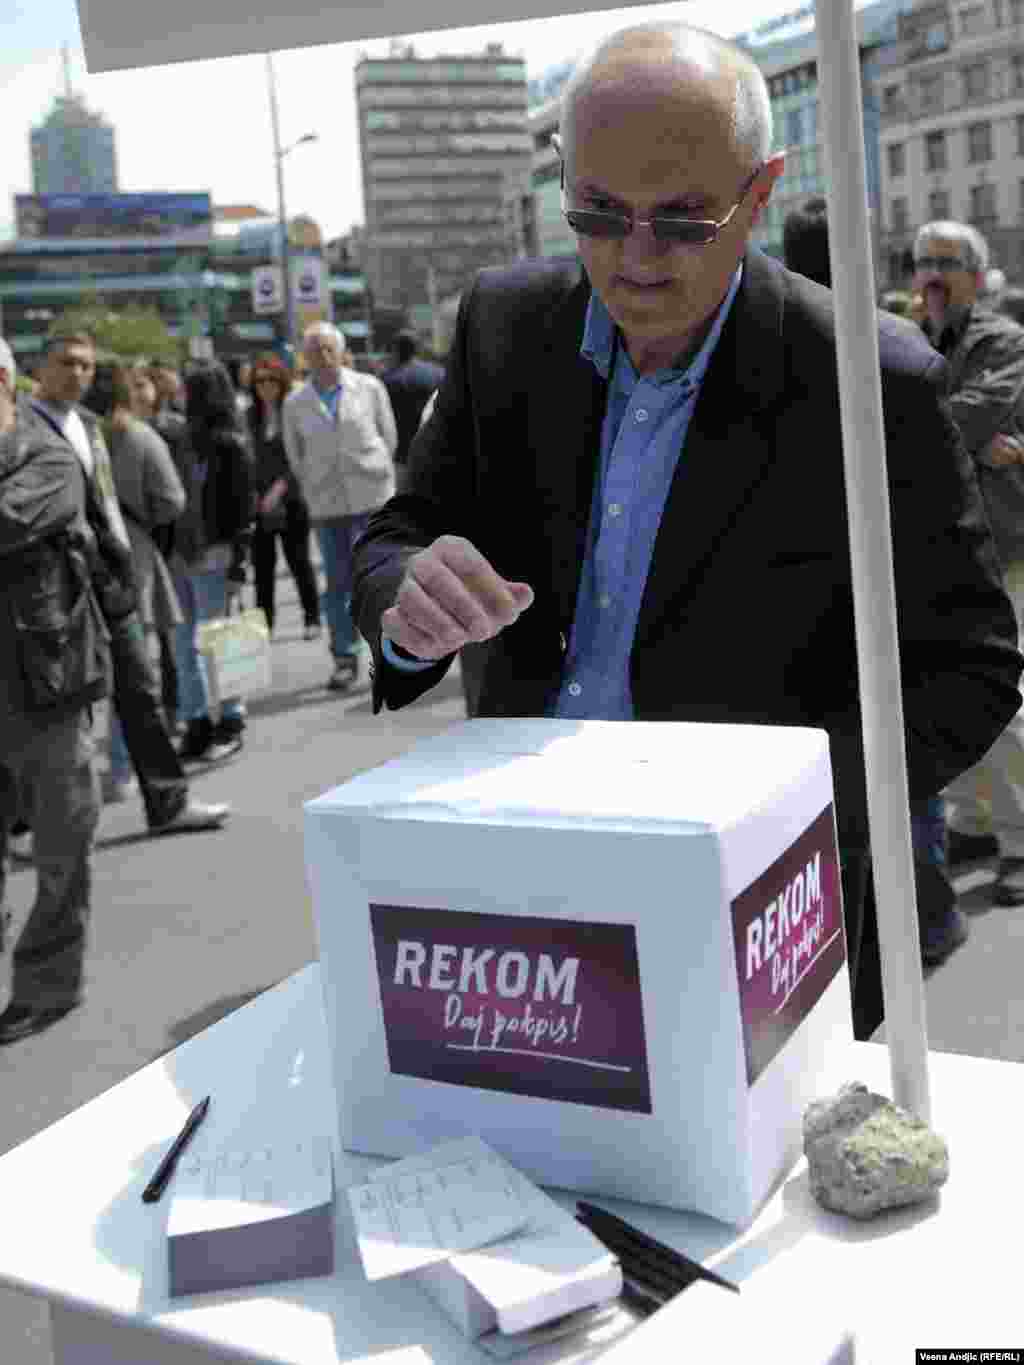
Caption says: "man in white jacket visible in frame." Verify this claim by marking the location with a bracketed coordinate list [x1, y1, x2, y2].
[283, 323, 397, 691]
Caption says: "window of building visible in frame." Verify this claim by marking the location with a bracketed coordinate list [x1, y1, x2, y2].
[963, 61, 990, 98]
[884, 84, 904, 114]
[1019, 178, 1024, 216]
[929, 188, 951, 218]
[960, 5, 987, 35]
[925, 129, 948, 170]
[1013, 0, 1024, 22]
[970, 182, 997, 220]
[785, 109, 804, 147]
[1012, 53, 1024, 90]
[891, 197, 909, 231]
[887, 142, 906, 177]
[968, 120, 994, 161]
[889, 250, 903, 281]
[925, 20, 951, 49]
[919, 75, 944, 111]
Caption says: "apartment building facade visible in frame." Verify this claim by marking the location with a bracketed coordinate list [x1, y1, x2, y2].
[878, 0, 1024, 285]
[355, 43, 532, 315]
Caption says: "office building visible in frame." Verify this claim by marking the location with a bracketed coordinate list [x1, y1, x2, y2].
[0, 195, 371, 366]
[355, 42, 532, 315]
[735, 0, 908, 264]
[30, 54, 119, 196]
[877, 0, 1024, 286]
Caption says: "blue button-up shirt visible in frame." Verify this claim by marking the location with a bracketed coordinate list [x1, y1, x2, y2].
[382, 269, 742, 692]
[313, 376, 342, 423]
[552, 268, 742, 720]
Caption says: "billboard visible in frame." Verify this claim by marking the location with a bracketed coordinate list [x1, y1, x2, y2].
[14, 192, 213, 243]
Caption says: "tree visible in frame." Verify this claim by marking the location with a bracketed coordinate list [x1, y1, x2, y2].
[48, 296, 179, 364]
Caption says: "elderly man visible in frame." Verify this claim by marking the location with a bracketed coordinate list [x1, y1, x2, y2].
[353, 22, 1022, 1039]
[282, 322, 397, 692]
[914, 221, 1024, 905]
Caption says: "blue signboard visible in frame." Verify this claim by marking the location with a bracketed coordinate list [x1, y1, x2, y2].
[14, 193, 213, 243]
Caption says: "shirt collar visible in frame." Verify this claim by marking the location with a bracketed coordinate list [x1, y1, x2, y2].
[581, 265, 743, 386]
[312, 373, 342, 400]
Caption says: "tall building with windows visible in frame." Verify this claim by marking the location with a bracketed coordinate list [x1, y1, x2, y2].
[30, 74, 118, 196]
[736, 0, 908, 263]
[355, 43, 532, 317]
[877, 0, 1024, 286]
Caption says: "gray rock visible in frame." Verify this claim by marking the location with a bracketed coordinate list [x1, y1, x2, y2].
[803, 1081, 949, 1219]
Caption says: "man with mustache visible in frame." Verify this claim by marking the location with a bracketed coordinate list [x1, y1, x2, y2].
[915, 221, 1024, 905]
[353, 23, 1023, 1038]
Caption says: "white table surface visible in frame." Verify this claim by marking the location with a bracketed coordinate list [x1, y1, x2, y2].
[0, 962, 1019, 1365]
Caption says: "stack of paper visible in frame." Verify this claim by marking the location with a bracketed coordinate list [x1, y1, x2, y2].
[348, 1137, 622, 1338]
[167, 1136, 334, 1298]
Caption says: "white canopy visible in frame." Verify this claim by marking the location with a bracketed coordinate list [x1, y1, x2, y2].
[74, 0, 931, 1118]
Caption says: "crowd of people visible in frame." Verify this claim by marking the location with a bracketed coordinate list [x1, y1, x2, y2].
[4, 16, 1024, 1053]
[0, 323, 441, 1044]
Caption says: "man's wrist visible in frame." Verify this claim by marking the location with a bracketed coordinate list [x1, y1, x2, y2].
[381, 634, 435, 673]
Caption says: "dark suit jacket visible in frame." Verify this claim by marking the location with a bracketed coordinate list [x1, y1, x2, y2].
[353, 248, 1023, 1032]
[381, 357, 446, 465]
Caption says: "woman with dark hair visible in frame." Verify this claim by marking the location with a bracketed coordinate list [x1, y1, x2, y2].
[172, 360, 254, 763]
[247, 354, 321, 638]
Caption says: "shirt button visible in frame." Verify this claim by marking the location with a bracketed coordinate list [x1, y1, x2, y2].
[568, 681, 582, 697]
[607, 503, 623, 519]
[635, 408, 649, 422]
[598, 593, 612, 609]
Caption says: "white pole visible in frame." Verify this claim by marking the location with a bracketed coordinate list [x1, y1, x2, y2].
[266, 52, 294, 351]
[813, 0, 931, 1120]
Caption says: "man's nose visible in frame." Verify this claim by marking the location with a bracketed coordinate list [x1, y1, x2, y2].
[620, 219, 667, 259]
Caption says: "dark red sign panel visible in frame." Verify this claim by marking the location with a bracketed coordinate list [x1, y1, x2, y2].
[730, 805, 845, 1086]
[369, 905, 652, 1114]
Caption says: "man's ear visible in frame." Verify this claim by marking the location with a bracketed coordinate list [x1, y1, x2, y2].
[748, 151, 786, 228]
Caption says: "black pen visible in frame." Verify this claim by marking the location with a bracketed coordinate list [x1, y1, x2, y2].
[577, 1201, 740, 1295]
[620, 1273, 667, 1318]
[142, 1097, 211, 1204]
[577, 1217, 689, 1299]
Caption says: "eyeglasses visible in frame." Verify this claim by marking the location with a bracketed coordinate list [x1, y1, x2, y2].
[560, 162, 764, 246]
[914, 256, 968, 273]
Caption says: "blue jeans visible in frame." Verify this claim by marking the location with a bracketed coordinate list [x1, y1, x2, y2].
[173, 568, 245, 725]
[108, 710, 132, 783]
[317, 515, 371, 662]
[910, 796, 947, 868]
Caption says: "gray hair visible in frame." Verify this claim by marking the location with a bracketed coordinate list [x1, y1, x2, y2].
[0, 336, 15, 383]
[914, 220, 990, 275]
[302, 321, 345, 348]
[560, 23, 773, 170]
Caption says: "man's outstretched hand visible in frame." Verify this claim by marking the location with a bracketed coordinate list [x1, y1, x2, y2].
[381, 535, 534, 661]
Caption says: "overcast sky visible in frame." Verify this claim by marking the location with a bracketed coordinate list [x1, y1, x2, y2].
[2, 0, 834, 242]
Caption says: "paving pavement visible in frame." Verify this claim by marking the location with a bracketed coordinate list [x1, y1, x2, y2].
[1, 565, 1021, 1364]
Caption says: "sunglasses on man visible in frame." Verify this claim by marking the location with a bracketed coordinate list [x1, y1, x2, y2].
[558, 159, 764, 247]
[913, 256, 969, 274]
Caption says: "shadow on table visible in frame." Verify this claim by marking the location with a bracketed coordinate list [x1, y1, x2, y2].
[710, 1168, 941, 1286]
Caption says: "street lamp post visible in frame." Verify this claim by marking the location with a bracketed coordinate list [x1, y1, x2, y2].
[265, 52, 317, 355]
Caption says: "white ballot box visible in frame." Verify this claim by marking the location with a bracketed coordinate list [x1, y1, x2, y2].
[305, 720, 854, 1227]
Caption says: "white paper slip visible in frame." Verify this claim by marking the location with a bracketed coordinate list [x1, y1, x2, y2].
[166, 1136, 334, 1298]
[348, 1146, 529, 1281]
[368, 1138, 622, 1336]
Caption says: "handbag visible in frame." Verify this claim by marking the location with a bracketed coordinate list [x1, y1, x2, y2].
[196, 606, 271, 710]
